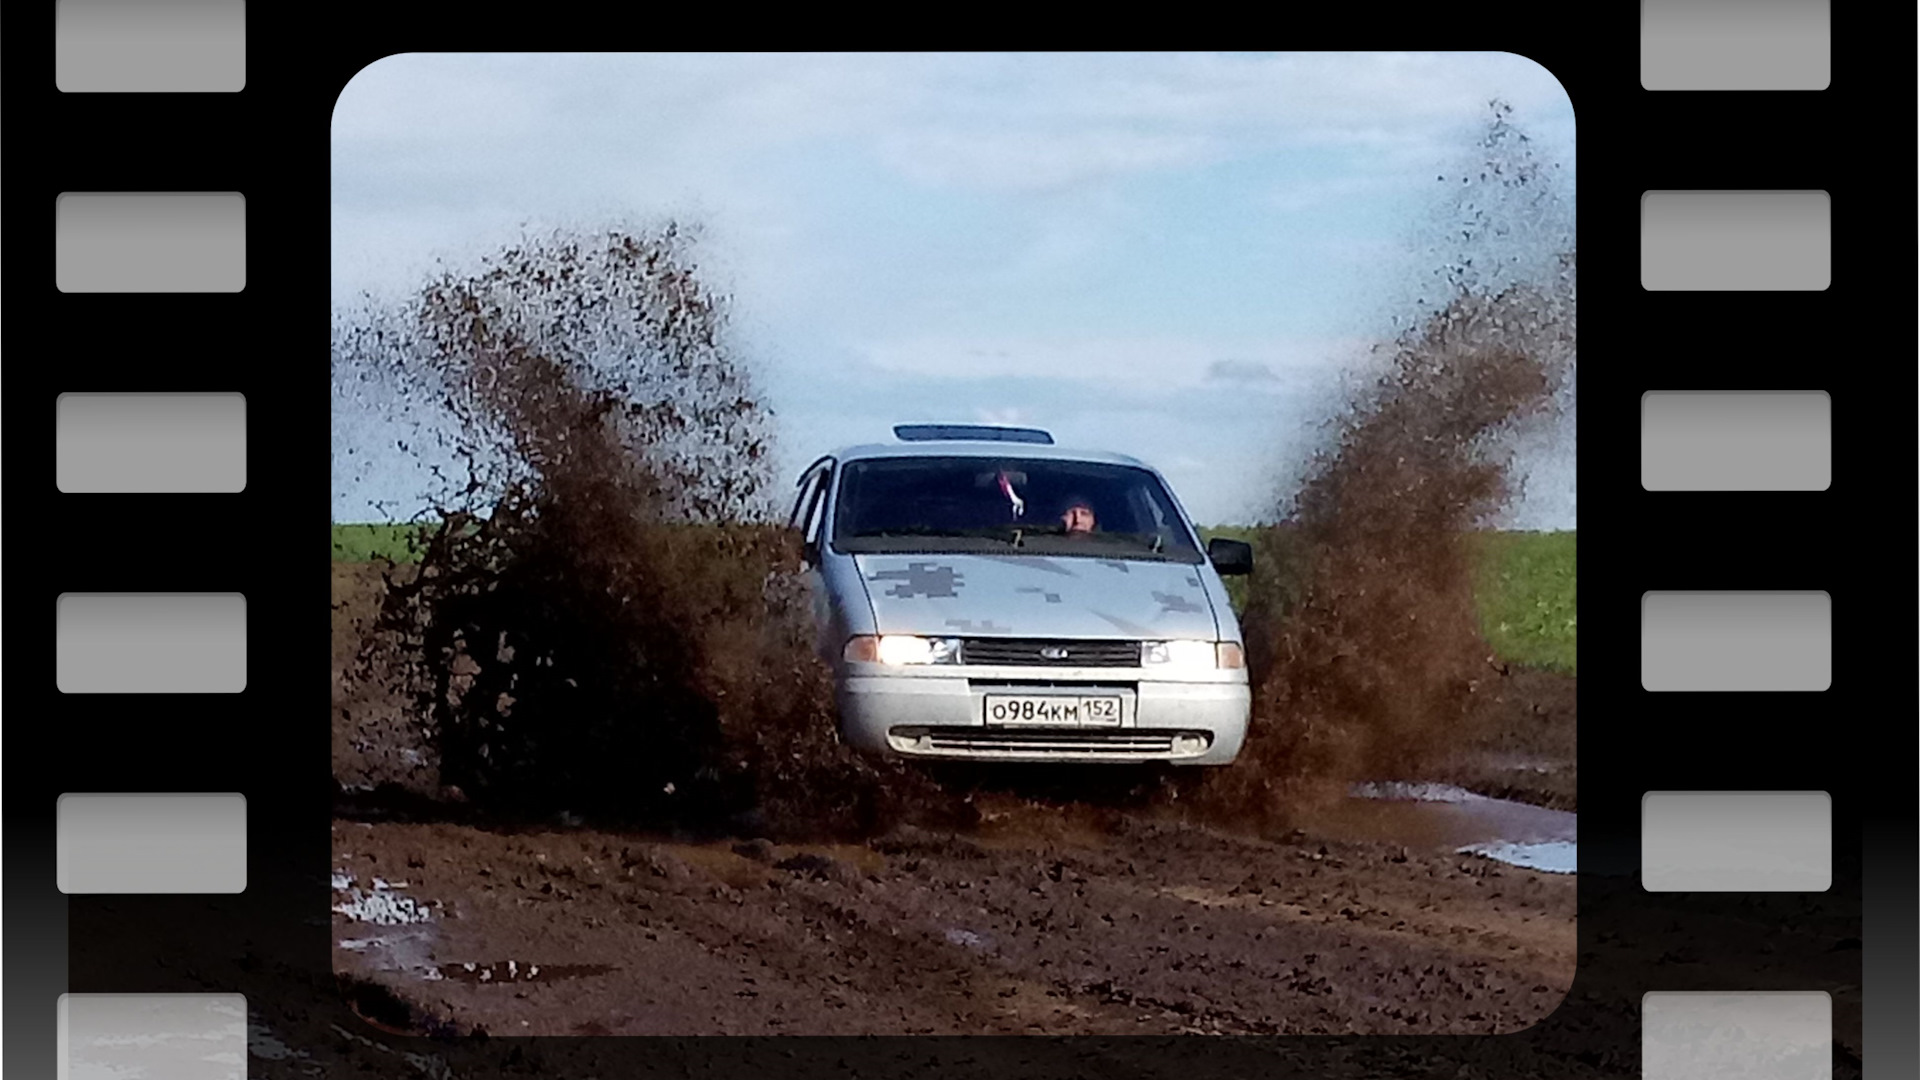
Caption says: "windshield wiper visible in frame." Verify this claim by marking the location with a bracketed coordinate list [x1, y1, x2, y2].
[1055, 530, 1179, 557]
[851, 526, 1024, 545]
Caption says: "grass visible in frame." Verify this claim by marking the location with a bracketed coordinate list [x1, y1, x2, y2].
[330, 522, 431, 564]
[332, 522, 1575, 675]
[1198, 526, 1574, 675]
[1465, 530, 1576, 674]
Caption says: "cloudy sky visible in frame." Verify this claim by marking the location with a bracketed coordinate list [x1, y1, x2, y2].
[332, 52, 1575, 527]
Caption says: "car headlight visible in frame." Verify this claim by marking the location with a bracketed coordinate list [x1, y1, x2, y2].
[1143, 639, 1219, 668]
[1141, 640, 1245, 669]
[844, 635, 962, 665]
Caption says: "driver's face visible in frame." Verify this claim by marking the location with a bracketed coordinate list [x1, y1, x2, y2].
[1061, 505, 1096, 534]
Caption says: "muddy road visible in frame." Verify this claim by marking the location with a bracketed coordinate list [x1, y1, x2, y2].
[333, 563, 1577, 1038]
[331, 797, 1573, 1038]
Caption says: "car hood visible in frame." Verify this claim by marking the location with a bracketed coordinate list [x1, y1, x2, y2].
[852, 552, 1220, 640]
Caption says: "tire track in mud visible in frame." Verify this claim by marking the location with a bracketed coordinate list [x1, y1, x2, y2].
[330, 807, 1575, 1038]
[846, 821, 1571, 1035]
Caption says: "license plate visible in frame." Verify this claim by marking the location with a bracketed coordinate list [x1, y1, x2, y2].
[983, 694, 1122, 727]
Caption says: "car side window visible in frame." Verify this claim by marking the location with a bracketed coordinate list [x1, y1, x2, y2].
[803, 472, 829, 543]
[788, 475, 815, 531]
[794, 463, 832, 565]
[789, 458, 830, 525]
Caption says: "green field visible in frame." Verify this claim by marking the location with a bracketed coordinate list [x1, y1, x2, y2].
[1463, 529, 1577, 674]
[333, 522, 1575, 674]
[1194, 526, 1574, 674]
[330, 522, 432, 563]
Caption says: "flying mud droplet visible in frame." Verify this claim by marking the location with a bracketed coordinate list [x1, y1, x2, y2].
[1151, 591, 1206, 615]
[1195, 99, 1574, 829]
[945, 619, 1013, 634]
[334, 221, 969, 839]
[867, 563, 965, 599]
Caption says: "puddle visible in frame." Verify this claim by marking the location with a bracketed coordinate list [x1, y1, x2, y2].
[334, 867, 618, 987]
[334, 888, 434, 925]
[1292, 784, 1576, 875]
[335, 926, 444, 980]
[438, 960, 617, 984]
[1456, 840, 1577, 874]
[333, 871, 443, 980]
[943, 927, 990, 951]
[332, 872, 434, 926]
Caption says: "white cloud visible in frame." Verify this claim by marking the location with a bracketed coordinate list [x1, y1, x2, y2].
[332, 53, 1572, 213]
[333, 53, 1576, 529]
[876, 128, 1218, 192]
[1206, 359, 1280, 383]
[857, 334, 1376, 389]
[1266, 173, 1420, 214]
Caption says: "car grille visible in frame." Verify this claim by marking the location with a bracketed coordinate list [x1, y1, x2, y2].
[966, 679, 1137, 691]
[960, 638, 1142, 667]
[915, 729, 1193, 758]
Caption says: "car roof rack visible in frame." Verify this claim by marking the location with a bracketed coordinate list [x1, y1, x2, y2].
[893, 423, 1054, 445]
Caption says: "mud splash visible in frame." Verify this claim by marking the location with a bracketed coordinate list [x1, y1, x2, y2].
[335, 223, 964, 839]
[1201, 99, 1574, 825]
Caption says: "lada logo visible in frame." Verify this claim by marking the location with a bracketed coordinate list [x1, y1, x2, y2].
[1039, 646, 1070, 660]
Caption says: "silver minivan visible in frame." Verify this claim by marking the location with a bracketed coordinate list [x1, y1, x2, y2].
[787, 424, 1254, 765]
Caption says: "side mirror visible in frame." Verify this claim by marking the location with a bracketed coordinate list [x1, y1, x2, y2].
[1206, 537, 1253, 576]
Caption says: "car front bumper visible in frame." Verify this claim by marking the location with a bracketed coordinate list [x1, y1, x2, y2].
[835, 668, 1250, 765]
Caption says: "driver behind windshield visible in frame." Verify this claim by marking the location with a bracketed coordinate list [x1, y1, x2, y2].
[1058, 495, 1096, 535]
[833, 458, 1200, 561]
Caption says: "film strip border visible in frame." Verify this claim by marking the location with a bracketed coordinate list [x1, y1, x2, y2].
[1626, 4, 1886, 1078]
[40, 2, 289, 1077]
[10, 18, 1911, 1080]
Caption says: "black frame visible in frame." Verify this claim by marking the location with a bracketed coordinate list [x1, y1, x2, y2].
[6, 21, 1912, 1080]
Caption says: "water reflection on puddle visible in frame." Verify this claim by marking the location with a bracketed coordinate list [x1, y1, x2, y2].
[1295, 783, 1576, 874]
[1456, 839, 1576, 874]
[333, 869, 621, 987]
[333, 871, 443, 980]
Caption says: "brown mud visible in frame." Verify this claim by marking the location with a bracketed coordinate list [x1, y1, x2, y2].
[329, 802, 1575, 1037]
[335, 559, 1578, 1037]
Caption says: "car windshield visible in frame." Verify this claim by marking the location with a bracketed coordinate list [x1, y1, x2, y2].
[831, 456, 1204, 563]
